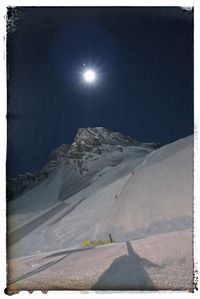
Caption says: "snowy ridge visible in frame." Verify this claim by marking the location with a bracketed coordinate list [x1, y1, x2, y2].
[7, 127, 159, 200]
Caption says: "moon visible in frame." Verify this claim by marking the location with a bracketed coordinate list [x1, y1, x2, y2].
[83, 69, 96, 83]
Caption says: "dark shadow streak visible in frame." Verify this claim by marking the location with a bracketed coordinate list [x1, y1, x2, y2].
[126, 241, 163, 270]
[8, 196, 88, 246]
[43, 245, 95, 259]
[92, 241, 159, 290]
[8, 202, 68, 246]
[49, 197, 87, 225]
[8, 253, 71, 285]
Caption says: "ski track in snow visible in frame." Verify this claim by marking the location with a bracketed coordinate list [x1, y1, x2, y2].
[8, 229, 193, 291]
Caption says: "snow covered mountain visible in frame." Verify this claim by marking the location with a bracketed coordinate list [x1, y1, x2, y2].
[7, 127, 160, 200]
[7, 130, 193, 292]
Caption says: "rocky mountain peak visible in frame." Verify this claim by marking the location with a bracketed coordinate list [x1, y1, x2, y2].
[7, 127, 161, 200]
[73, 127, 138, 151]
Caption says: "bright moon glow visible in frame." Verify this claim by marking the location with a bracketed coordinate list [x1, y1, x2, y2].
[83, 69, 96, 83]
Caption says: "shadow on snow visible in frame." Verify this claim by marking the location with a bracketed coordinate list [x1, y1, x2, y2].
[92, 241, 161, 290]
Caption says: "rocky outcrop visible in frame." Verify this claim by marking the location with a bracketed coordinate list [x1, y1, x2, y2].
[7, 127, 161, 200]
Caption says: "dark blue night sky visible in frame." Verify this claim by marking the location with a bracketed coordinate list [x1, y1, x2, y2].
[7, 7, 193, 176]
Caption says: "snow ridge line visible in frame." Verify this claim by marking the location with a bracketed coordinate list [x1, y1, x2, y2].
[116, 153, 153, 200]
[116, 172, 134, 199]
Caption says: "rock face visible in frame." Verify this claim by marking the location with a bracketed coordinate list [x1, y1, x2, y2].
[74, 127, 138, 147]
[7, 127, 161, 200]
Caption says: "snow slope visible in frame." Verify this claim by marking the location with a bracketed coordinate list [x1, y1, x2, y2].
[8, 229, 193, 292]
[7, 133, 193, 291]
[97, 135, 193, 241]
[8, 135, 193, 257]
